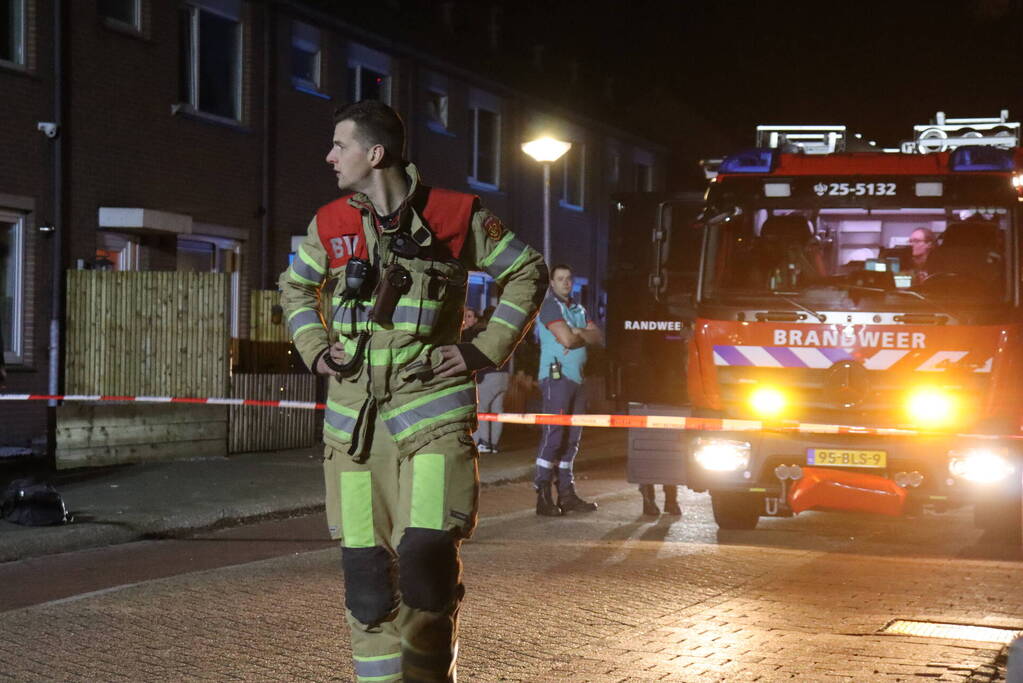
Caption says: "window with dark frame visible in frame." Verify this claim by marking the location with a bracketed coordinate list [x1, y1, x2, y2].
[468, 107, 499, 187]
[1, 0, 25, 66]
[99, 0, 140, 29]
[291, 20, 320, 90]
[635, 162, 652, 191]
[347, 64, 389, 103]
[179, 2, 242, 121]
[427, 90, 449, 130]
[562, 143, 584, 208]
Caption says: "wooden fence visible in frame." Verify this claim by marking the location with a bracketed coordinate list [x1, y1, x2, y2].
[228, 373, 319, 453]
[56, 403, 228, 469]
[66, 271, 229, 397]
[250, 290, 290, 342]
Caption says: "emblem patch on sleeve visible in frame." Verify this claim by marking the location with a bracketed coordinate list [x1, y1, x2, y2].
[483, 213, 505, 241]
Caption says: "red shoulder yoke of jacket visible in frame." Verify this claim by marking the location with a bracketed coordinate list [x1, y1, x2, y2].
[316, 195, 369, 269]
[419, 187, 477, 259]
[316, 188, 478, 268]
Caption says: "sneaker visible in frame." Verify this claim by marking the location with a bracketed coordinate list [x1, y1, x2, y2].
[476, 441, 492, 454]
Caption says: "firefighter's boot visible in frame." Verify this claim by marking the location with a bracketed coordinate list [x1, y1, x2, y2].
[535, 483, 563, 517]
[557, 483, 598, 513]
[639, 484, 660, 516]
[663, 485, 682, 516]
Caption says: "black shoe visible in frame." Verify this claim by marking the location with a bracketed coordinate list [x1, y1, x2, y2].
[640, 485, 660, 517]
[663, 486, 682, 516]
[558, 489, 598, 513]
[536, 484, 563, 516]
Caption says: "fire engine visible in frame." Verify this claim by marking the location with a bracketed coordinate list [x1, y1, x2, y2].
[608, 112, 1023, 543]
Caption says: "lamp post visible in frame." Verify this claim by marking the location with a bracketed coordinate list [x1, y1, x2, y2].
[522, 136, 571, 264]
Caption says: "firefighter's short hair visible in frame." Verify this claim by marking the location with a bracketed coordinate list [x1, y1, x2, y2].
[333, 100, 406, 162]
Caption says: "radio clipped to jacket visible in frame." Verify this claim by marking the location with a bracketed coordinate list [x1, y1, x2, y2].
[370, 264, 413, 325]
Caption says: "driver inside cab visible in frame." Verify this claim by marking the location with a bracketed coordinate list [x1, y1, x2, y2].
[907, 227, 936, 284]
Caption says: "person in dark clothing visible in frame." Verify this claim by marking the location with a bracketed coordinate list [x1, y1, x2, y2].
[639, 484, 681, 517]
[462, 307, 509, 453]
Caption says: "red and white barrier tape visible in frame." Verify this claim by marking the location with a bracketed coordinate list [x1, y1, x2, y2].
[1, 393, 1018, 439]
[0, 394, 325, 410]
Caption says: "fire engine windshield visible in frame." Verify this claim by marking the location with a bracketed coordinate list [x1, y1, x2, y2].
[701, 205, 1013, 310]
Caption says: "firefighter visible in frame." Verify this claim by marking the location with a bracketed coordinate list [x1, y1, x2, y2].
[279, 100, 547, 682]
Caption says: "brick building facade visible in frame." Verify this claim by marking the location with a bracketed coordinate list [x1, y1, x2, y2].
[1, 0, 680, 458]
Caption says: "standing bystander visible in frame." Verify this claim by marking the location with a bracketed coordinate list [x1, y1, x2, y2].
[533, 264, 603, 516]
[278, 100, 547, 682]
[464, 307, 509, 453]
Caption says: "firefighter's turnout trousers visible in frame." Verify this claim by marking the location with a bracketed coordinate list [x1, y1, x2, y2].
[324, 421, 479, 682]
[279, 163, 546, 682]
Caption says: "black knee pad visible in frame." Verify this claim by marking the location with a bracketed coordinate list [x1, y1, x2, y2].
[341, 545, 398, 626]
[397, 528, 461, 612]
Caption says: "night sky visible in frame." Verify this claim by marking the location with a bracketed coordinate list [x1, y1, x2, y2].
[346, 0, 1023, 182]
[548, 0, 1023, 149]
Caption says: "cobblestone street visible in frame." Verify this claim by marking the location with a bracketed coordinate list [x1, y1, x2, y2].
[1, 462, 1021, 681]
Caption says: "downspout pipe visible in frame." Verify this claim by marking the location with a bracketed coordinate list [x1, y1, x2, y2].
[260, 2, 274, 289]
[47, 0, 67, 470]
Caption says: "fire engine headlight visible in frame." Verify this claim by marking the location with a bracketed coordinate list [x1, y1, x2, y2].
[948, 449, 1015, 484]
[905, 388, 959, 428]
[693, 438, 751, 472]
[748, 386, 788, 419]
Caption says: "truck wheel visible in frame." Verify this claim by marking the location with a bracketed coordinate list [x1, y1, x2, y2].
[974, 496, 1023, 545]
[710, 491, 761, 530]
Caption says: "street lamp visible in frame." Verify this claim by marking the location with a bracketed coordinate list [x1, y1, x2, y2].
[521, 136, 571, 264]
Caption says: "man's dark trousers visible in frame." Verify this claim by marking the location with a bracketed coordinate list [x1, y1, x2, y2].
[534, 376, 586, 489]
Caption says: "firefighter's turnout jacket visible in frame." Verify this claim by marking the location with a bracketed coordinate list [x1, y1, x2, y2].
[279, 163, 547, 458]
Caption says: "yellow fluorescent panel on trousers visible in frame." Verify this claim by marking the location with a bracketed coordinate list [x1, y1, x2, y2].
[410, 453, 446, 530]
[340, 471, 375, 547]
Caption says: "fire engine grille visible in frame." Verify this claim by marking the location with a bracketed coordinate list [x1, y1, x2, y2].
[715, 365, 992, 428]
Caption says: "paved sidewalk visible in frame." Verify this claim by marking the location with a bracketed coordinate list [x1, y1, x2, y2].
[0, 427, 626, 563]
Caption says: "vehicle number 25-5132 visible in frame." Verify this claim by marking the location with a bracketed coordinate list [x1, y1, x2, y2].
[813, 182, 896, 197]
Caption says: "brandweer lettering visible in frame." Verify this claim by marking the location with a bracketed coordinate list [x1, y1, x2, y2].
[624, 321, 683, 331]
[773, 329, 925, 349]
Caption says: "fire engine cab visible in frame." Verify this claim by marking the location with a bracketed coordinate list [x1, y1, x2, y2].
[613, 112, 1023, 543]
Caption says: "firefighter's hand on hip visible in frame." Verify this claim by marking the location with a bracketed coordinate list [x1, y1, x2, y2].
[434, 345, 468, 377]
[314, 342, 349, 377]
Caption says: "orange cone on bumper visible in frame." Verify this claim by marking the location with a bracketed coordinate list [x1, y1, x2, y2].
[788, 466, 906, 516]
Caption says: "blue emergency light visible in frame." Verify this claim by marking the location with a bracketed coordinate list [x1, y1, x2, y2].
[718, 148, 777, 174]
[949, 146, 1015, 172]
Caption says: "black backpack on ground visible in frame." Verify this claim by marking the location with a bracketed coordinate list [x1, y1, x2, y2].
[1, 478, 73, 526]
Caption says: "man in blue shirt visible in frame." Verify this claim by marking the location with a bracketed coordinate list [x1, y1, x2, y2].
[534, 264, 603, 516]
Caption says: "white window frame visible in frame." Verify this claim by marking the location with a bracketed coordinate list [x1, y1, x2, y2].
[291, 19, 323, 94]
[1, 211, 24, 364]
[179, 0, 244, 123]
[468, 90, 502, 191]
[559, 142, 586, 210]
[467, 107, 501, 190]
[347, 42, 391, 104]
[101, 0, 141, 31]
[179, 233, 242, 338]
[1, 0, 25, 68]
